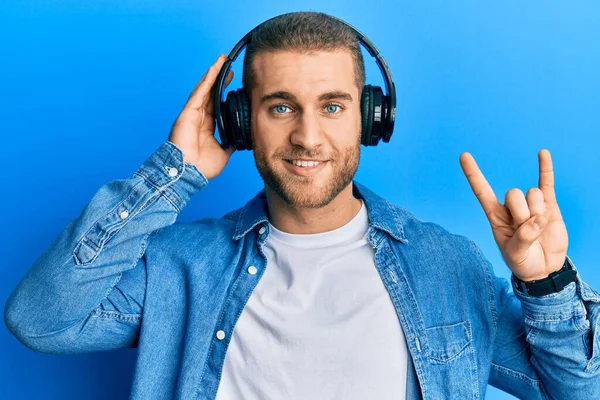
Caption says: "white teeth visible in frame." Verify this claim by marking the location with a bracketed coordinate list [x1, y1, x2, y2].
[290, 160, 322, 168]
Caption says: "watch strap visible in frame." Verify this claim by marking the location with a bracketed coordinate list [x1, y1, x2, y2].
[512, 257, 577, 297]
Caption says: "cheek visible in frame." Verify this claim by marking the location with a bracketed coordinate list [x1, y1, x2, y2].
[251, 113, 270, 149]
[326, 112, 362, 146]
[253, 112, 290, 150]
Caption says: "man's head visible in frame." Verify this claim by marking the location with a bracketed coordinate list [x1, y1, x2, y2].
[242, 12, 366, 209]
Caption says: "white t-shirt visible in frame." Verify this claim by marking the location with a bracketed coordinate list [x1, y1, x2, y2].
[216, 200, 408, 399]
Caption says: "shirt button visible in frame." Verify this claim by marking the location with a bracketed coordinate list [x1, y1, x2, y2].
[168, 167, 178, 177]
[247, 266, 258, 275]
[120, 210, 129, 219]
[216, 330, 226, 340]
[258, 226, 266, 235]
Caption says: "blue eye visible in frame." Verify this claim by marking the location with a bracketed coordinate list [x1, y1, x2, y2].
[273, 105, 290, 114]
[325, 104, 341, 114]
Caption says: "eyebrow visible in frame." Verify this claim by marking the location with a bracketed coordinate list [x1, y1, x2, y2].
[260, 90, 353, 105]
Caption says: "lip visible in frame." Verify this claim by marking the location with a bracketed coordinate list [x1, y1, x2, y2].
[284, 159, 329, 176]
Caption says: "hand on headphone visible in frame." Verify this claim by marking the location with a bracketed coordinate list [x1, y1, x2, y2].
[168, 54, 236, 180]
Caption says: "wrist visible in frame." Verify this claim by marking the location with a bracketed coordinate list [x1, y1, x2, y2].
[512, 257, 577, 297]
[518, 272, 553, 283]
[514, 258, 567, 283]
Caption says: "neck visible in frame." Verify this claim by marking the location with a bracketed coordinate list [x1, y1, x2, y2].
[265, 182, 363, 234]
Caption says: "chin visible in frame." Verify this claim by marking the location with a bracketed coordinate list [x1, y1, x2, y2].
[271, 169, 352, 209]
[283, 186, 336, 209]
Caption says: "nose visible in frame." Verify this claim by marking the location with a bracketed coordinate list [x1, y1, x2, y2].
[289, 108, 324, 152]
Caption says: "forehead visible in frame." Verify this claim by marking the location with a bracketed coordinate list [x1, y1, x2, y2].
[251, 50, 358, 98]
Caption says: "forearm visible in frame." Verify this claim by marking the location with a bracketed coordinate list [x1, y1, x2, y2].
[3, 141, 207, 352]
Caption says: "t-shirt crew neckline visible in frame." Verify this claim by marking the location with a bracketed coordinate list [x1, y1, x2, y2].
[266, 199, 368, 249]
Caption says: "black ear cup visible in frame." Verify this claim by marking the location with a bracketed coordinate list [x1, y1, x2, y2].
[223, 91, 237, 150]
[236, 89, 252, 150]
[224, 89, 252, 151]
[360, 84, 387, 146]
[360, 84, 373, 146]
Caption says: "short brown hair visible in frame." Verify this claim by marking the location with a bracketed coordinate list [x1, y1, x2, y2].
[242, 12, 366, 97]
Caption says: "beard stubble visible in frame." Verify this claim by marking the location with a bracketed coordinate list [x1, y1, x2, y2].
[252, 133, 361, 209]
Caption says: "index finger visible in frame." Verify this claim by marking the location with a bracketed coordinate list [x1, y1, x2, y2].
[538, 149, 556, 202]
[459, 152, 500, 217]
[185, 54, 229, 110]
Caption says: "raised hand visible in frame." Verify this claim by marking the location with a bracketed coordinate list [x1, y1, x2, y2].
[459, 150, 569, 282]
[168, 54, 235, 180]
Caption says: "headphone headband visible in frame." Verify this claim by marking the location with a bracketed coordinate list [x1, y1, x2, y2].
[214, 13, 396, 149]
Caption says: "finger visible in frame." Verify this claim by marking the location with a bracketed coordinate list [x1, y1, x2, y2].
[225, 69, 234, 87]
[186, 54, 229, 110]
[504, 188, 530, 226]
[459, 152, 500, 218]
[189, 58, 229, 92]
[206, 70, 234, 116]
[526, 187, 546, 217]
[192, 55, 228, 108]
[538, 149, 556, 203]
[185, 66, 212, 104]
[211, 70, 234, 101]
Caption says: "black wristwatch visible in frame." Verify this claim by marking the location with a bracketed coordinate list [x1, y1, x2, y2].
[512, 257, 577, 297]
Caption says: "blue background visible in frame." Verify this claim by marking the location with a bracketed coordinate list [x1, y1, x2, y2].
[1, 1, 598, 399]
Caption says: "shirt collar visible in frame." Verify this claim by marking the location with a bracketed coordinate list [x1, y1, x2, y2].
[232, 180, 407, 243]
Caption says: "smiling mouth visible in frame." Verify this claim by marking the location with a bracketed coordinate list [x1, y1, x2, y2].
[283, 159, 329, 176]
[285, 159, 329, 168]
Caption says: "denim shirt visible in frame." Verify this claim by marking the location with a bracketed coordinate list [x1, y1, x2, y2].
[5, 140, 600, 399]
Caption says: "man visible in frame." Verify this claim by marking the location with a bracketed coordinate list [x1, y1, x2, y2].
[5, 11, 600, 400]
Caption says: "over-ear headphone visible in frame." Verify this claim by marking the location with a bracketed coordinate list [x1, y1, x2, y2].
[213, 13, 397, 151]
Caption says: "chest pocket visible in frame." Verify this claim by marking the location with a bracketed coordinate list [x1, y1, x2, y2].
[424, 320, 478, 399]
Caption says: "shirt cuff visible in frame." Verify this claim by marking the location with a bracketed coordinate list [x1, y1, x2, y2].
[133, 141, 208, 211]
[512, 255, 599, 319]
